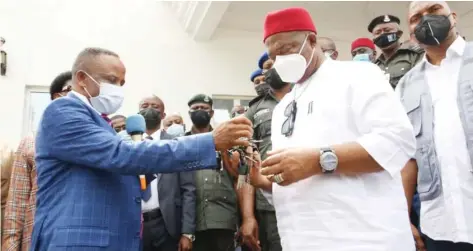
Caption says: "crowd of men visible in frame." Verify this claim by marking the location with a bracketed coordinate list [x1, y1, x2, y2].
[1, 1, 472, 251]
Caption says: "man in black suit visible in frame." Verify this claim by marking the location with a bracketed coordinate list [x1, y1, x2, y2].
[138, 95, 195, 251]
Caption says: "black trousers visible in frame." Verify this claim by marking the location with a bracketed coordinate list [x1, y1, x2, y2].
[424, 235, 473, 251]
[142, 209, 178, 251]
[193, 229, 235, 251]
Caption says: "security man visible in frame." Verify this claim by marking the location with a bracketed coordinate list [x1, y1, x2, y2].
[185, 94, 239, 251]
[245, 53, 289, 251]
[368, 14, 424, 88]
[251, 68, 268, 97]
[369, 16, 422, 231]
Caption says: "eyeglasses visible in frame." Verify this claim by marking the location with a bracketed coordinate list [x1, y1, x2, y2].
[281, 100, 297, 137]
[61, 85, 72, 93]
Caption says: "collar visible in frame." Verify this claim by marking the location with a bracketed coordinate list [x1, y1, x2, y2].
[69, 90, 100, 115]
[423, 36, 466, 67]
[144, 129, 161, 140]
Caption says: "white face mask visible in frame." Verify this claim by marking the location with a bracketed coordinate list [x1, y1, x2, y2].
[166, 123, 185, 137]
[81, 71, 124, 115]
[273, 35, 315, 83]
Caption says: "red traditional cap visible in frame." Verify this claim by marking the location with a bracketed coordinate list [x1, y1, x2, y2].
[263, 7, 316, 42]
[351, 38, 375, 51]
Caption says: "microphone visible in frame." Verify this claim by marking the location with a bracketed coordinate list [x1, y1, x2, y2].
[125, 114, 147, 190]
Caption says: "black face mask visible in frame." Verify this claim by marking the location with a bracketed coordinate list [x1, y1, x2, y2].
[265, 68, 287, 90]
[255, 83, 270, 96]
[139, 108, 161, 130]
[373, 32, 400, 48]
[190, 110, 211, 128]
[414, 14, 452, 46]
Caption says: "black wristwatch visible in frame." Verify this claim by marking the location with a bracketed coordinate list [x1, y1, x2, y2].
[319, 148, 338, 174]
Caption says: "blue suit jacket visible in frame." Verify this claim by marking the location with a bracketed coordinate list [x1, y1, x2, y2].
[31, 94, 217, 251]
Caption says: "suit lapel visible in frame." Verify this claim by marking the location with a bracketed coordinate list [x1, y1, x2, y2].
[67, 93, 116, 134]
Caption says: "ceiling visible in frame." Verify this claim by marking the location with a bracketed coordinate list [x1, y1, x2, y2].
[217, 1, 473, 43]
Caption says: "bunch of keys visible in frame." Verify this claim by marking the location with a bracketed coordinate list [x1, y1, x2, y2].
[215, 151, 224, 183]
[228, 138, 261, 189]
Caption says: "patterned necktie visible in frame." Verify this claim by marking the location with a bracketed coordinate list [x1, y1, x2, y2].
[101, 114, 112, 126]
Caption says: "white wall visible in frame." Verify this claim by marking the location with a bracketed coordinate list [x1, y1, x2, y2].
[0, 0, 264, 147]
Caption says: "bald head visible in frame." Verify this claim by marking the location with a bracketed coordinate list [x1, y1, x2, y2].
[318, 37, 338, 60]
[72, 48, 120, 77]
[409, 1, 451, 17]
[163, 114, 184, 130]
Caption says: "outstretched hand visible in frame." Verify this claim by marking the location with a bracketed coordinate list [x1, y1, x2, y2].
[213, 116, 253, 151]
[248, 150, 272, 191]
[261, 148, 319, 186]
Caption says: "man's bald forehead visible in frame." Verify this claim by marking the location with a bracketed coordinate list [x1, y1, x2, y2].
[409, 1, 451, 15]
[140, 95, 164, 106]
[72, 47, 119, 74]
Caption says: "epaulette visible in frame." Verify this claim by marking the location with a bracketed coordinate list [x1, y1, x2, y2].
[248, 94, 265, 107]
[400, 42, 424, 54]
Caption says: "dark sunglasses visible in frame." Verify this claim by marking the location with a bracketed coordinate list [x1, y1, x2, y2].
[281, 100, 297, 137]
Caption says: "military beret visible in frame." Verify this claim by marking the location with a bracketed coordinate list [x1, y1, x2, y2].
[188, 94, 213, 107]
[258, 52, 269, 69]
[250, 69, 263, 82]
[368, 15, 400, 33]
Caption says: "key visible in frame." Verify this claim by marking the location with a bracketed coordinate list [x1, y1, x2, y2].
[215, 151, 223, 184]
[236, 149, 249, 189]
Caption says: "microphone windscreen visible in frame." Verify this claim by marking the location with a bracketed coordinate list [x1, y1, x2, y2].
[126, 114, 146, 135]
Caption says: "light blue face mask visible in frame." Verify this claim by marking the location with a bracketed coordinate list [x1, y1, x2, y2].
[353, 53, 372, 62]
[166, 124, 185, 137]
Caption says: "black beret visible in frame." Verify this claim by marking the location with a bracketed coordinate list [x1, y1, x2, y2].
[188, 94, 213, 107]
[368, 15, 401, 33]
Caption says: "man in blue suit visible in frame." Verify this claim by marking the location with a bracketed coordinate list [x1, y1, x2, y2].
[31, 47, 253, 251]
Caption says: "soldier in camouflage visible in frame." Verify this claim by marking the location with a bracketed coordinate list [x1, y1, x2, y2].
[368, 14, 425, 88]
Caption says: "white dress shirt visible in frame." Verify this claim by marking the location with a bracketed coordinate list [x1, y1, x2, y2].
[141, 129, 162, 212]
[419, 37, 473, 244]
[271, 59, 416, 251]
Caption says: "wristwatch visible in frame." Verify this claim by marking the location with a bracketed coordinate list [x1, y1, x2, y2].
[182, 234, 195, 242]
[319, 148, 338, 174]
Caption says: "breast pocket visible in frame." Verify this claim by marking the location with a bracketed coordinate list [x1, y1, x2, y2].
[388, 61, 413, 87]
[404, 95, 441, 199]
[254, 111, 272, 140]
[404, 96, 422, 137]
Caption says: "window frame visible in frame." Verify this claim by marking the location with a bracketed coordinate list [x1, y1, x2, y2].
[212, 94, 255, 111]
[22, 85, 50, 137]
